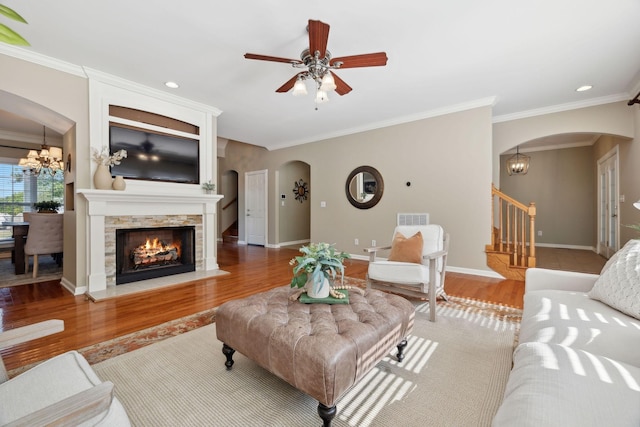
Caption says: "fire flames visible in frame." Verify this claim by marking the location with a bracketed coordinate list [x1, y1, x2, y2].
[131, 237, 181, 267]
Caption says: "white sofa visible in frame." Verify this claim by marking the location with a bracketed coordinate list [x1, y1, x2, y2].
[493, 240, 640, 426]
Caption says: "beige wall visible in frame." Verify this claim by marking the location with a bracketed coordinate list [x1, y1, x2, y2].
[219, 106, 494, 273]
[4, 51, 639, 283]
[620, 107, 640, 244]
[500, 146, 595, 247]
[278, 161, 310, 244]
[493, 102, 635, 185]
[494, 102, 639, 252]
[0, 54, 89, 289]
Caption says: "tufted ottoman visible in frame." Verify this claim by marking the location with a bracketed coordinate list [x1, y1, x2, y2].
[215, 285, 415, 426]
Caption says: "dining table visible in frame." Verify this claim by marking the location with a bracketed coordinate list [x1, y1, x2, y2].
[2, 222, 29, 275]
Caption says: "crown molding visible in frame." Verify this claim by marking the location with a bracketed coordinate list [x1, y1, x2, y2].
[492, 94, 629, 123]
[0, 44, 86, 77]
[0, 46, 223, 117]
[268, 96, 498, 151]
[83, 68, 222, 117]
[0, 129, 63, 146]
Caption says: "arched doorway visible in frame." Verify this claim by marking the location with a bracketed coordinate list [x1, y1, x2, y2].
[277, 160, 310, 247]
[499, 132, 629, 254]
[0, 90, 76, 283]
[219, 170, 239, 243]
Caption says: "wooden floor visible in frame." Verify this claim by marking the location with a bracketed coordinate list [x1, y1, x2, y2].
[0, 243, 524, 372]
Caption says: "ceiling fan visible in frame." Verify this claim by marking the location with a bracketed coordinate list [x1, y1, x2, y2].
[244, 19, 387, 103]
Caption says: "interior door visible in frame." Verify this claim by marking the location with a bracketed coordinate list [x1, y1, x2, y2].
[597, 148, 619, 258]
[245, 170, 267, 246]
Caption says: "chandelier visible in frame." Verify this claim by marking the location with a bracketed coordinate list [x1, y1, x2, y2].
[506, 146, 530, 176]
[290, 49, 340, 105]
[18, 126, 64, 176]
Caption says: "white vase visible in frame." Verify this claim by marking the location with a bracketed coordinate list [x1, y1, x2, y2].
[306, 276, 330, 299]
[93, 164, 113, 190]
[112, 175, 126, 191]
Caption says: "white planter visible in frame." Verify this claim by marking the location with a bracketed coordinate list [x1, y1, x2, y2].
[306, 276, 330, 299]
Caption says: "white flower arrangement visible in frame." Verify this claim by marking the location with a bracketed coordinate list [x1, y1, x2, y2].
[91, 146, 127, 166]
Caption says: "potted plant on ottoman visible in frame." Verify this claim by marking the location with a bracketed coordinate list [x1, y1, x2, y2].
[290, 242, 350, 298]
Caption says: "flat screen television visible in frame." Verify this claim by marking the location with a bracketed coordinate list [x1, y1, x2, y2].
[109, 124, 200, 184]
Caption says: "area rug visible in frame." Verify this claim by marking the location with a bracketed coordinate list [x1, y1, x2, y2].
[0, 256, 62, 288]
[93, 298, 520, 427]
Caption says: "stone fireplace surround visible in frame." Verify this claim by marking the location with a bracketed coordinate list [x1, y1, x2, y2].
[78, 189, 224, 301]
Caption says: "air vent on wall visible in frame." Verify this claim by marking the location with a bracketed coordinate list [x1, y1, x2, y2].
[397, 213, 429, 226]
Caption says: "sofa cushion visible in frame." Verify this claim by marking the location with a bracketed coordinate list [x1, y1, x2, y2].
[520, 290, 640, 367]
[493, 342, 640, 427]
[588, 239, 640, 320]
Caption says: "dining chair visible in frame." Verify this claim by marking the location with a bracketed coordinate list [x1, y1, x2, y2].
[24, 213, 63, 278]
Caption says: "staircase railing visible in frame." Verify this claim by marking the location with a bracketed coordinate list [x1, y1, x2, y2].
[490, 184, 537, 268]
[222, 197, 237, 211]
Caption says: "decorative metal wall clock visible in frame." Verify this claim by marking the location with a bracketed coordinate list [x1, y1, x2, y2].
[293, 179, 309, 203]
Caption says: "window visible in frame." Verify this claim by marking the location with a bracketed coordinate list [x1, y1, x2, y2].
[0, 161, 63, 239]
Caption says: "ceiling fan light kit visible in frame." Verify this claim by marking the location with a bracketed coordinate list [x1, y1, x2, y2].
[244, 19, 387, 108]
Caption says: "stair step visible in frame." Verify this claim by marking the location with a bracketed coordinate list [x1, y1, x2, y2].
[485, 251, 527, 281]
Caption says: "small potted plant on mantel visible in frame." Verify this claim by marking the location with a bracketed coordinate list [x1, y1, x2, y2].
[33, 200, 61, 213]
[202, 180, 216, 194]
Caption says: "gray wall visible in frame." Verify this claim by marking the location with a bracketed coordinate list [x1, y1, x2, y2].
[500, 146, 595, 247]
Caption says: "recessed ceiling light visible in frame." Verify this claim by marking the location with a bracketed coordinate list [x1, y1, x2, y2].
[165, 81, 179, 89]
[576, 85, 592, 92]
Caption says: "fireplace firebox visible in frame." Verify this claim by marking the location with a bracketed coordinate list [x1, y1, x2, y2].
[115, 226, 196, 285]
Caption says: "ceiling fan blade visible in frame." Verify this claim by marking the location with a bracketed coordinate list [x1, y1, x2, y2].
[308, 19, 330, 58]
[244, 53, 301, 65]
[330, 52, 388, 69]
[276, 73, 304, 93]
[330, 72, 352, 96]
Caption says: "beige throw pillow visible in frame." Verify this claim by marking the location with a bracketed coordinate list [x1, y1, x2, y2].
[388, 231, 423, 264]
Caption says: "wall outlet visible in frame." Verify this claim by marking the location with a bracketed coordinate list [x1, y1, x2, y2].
[537, 230, 542, 236]
[372, 240, 376, 247]
[354, 238, 359, 245]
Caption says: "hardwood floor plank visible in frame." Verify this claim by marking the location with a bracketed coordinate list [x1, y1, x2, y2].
[0, 243, 524, 372]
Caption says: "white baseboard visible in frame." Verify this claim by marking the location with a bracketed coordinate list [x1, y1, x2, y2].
[348, 253, 370, 261]
[446, 266, 505, 279]
[270, 239, 311, 249]
[60, 277, 85, 296]
[535, 243, 596, 251]
[347, 252, 505, 279]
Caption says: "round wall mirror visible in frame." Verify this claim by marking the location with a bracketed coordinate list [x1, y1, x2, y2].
[345, 166, 384, 209]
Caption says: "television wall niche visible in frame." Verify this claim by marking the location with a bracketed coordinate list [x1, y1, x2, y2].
[109, 124, 200, 184]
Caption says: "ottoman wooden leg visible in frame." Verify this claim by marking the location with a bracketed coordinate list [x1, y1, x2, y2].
[317, 403, 336, 427]
[222, 343, 235, 370]
[396, 338, 408, 362]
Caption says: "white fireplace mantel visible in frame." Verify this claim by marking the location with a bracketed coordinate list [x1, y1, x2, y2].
[78, 189, 224, 299]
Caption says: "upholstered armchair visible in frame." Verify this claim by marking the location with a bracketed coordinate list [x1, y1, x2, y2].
[0, 320, 130, 426]
[365, 224, 449, 321]
[24, 213, 63, 278]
